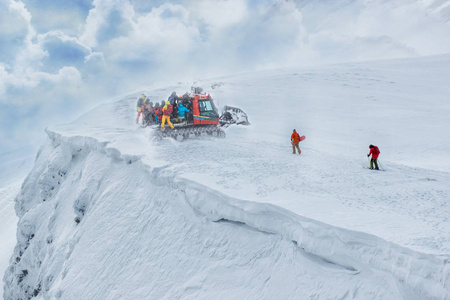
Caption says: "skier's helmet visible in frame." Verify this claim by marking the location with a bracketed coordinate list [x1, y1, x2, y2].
[161, 100, 165, 107]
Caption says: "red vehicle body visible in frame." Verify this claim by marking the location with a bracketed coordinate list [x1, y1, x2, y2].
[191, 94, 220, 126]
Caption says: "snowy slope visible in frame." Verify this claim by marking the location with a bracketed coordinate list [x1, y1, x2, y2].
[0, 186, 19, 299]
[3, 55, 450, 299]
[0, 149, 33, 297]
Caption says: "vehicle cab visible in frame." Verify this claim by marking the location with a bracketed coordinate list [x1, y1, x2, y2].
[189, 89, 220, 125]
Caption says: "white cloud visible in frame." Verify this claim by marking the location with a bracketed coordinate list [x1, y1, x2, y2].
[79, 0, 136, 48]
[0, 2, 86, 106]
[20, 0, 93, 36]
[0, 0, 36, 66]
[0, 64, 11, 95]
[106, 4, 201, 64]
[191, 0, 248, 30]
[0, 0, 30, 37]
[34, 66, 82, 86]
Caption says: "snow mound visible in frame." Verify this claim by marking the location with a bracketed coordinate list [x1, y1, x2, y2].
[3, 128, 449, 299]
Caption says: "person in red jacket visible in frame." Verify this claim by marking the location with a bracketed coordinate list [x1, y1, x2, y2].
[161, 100, 174, 130]
[291, 129, 301, 154]
[367, 144, 380, 170]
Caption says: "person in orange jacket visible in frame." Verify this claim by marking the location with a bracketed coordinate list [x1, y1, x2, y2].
[291, 129, 301, 154]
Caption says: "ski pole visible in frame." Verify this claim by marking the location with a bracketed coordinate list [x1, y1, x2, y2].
[378, 159, 384, 171]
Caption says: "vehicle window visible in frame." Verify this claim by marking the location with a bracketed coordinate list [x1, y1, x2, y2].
[198, 100, 218, 118]
[199, 100, 213, 112]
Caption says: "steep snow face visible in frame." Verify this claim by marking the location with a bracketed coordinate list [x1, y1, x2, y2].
[0, 148, 34, 297]
[3, 55, 450, 299]
[3, 131, 449, 299]
[0, 185, 19, 298]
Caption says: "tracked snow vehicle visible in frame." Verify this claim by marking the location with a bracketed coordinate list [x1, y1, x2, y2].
[147, 87, 249, 141]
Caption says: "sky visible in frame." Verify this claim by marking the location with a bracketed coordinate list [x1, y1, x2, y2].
[1, 0, 450, 153]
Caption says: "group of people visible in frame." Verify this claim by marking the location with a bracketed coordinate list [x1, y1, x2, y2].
[138, 94, 381, 169]
[136, 92, 191, 130]
[290, 129, 381, 170]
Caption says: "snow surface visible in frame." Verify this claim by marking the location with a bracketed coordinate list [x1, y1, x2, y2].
[0, 185, 19, 298]
[0, 149, 33, 297]
[3, 55, 450, 299]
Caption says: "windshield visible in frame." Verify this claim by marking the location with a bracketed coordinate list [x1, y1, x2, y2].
[198, 100, 219, 118]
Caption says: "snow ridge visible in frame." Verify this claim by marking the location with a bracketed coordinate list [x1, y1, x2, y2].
[3, 128, 449, 299]
[181, 178, 450, 299]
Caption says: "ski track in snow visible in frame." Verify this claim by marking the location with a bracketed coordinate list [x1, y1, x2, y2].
[3, 55, 450, 299]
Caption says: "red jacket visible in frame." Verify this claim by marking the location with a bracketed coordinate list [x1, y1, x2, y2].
[162, 104, 173, 117]
[291, 131, 300, 143]
[369, 146, 380, 159]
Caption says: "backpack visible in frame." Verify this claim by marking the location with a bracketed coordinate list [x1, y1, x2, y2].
[137, 97, 144, 107]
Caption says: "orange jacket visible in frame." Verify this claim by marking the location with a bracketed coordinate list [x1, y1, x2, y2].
[291, 131, 300, 143]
